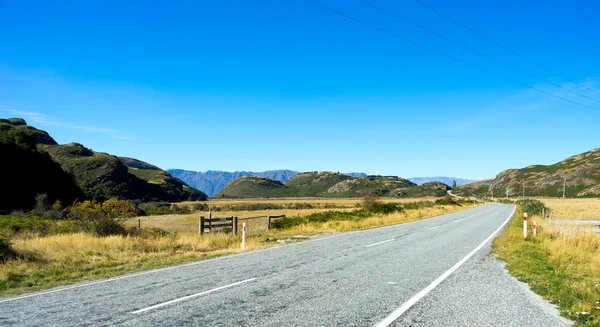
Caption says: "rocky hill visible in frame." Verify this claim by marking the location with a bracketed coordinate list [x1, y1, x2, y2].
[1, 118, 206, 211]
[454, 148, 600, 198]
[214, 172, 449, 198]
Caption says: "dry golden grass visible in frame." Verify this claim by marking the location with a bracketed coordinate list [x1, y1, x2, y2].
[494, 199, 600, 325]
[0, 232, 267, 296]
[539, 198, 600, 221]
[181, 197, 440, 207]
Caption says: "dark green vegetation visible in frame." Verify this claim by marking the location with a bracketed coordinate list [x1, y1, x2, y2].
[455, 148, 600, 198]
[215, 172, 450, 198]
[0, 118, 206, 212]
[0, 120, 84, 211]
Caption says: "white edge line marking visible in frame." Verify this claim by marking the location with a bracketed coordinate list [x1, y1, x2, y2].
[375, 205, 516, 327]
[365, 239, 394, 248]
[130, 278, 258, 314]
[0, 204, 495, 304]
[426, 226, 439, 231]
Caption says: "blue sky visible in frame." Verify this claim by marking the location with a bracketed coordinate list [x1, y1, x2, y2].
[1, 0, 599, 180]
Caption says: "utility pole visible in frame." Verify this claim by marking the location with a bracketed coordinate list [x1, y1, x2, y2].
[562, 177, 566, 205]
[523, 185, 525, 198]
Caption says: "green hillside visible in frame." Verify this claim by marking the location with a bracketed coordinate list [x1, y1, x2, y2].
[454, 148, 600, 198]
[0, 120, 83, 211]
[1, 118, 206, 210]
[214, 172, 447, 198]
[453, 179, 493, 197]
[489, 148, 600, 198]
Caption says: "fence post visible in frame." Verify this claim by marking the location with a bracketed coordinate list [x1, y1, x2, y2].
[138, 219, 141, 230]
[533, 220, 537, 236]
[542, 207, 545, 219]
[523, 212, 528, 238]
[242, 222, 247, 250]
[233, 216, 238, 234]
[266, 215, 270, 232]
[199, 216, 204, 235]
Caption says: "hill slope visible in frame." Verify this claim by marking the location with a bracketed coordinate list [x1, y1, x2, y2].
[214, 172, 446, 198]
[0, 119, 83, 211]
[489, 148, 600, 198]
[454, 148, 600, 198]
[1, 118, 206, 210]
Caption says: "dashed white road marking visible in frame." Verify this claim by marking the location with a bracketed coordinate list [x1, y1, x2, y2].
[130, 278, 258, 314]
[365, 239, 395, 248]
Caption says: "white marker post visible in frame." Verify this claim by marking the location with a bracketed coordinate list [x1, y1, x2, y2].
[523, 212, 528, 238]
[533, 220, 537, 236]
[241, 222, 247, 250]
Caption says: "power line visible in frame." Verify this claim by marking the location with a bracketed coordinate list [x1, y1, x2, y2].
[362, 0, 600, 106]
[410, 0, 600, 97]
[306, 0, 600, 112]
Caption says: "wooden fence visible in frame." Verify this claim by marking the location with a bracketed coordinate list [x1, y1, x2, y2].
[199, 215, 286, 235]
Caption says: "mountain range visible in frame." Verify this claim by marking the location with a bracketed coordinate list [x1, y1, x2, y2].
[169, 169, 471, 197]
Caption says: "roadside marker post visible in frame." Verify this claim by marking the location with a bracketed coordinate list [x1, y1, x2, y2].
[242, 222, 247, 250]
[533, 220, 537, 236]
[524, 212, 528, 238]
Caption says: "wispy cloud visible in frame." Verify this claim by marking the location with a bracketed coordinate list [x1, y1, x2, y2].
[3, 109, 134, 140]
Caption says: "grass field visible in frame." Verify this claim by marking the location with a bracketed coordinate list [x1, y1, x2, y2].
[494, 198, 600, 326]
[540, 198, 600, 221]
[1, 197, 469, 296]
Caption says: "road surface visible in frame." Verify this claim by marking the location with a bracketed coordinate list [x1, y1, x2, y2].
[0, 203, 570, 326]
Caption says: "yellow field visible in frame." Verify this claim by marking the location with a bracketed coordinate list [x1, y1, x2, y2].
[128, 208, 356, 233]
[539, 198, 600, 221]
[181, 197, 441, 207]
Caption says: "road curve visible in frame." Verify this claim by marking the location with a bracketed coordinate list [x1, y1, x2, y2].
[0, 203, 569, 326]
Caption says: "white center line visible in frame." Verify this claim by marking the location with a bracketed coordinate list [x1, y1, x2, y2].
[426, 226, 439, 231]
[374, 206, 516, 327]
[130, 278, 258, 314]
[365, 239, 394, 248]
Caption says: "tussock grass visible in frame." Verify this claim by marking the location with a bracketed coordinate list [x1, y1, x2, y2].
[494, 204, 600, 326]
[0, 232, 265, 296]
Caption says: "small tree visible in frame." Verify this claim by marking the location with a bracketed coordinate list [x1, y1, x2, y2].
[362, 194, 383, 211]
[451, 180, 457, 189]
[68, 199, 137, 236]
[34, 193, 50, 215]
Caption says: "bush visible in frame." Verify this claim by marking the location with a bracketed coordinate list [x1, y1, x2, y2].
[67, 199, 138, 236]
[370, 203, 402, 214]
[435, 196, 461, 206]
[516, 199, 549, 216]
[0, 234, 16, 262]
[362, 194, 383, 211]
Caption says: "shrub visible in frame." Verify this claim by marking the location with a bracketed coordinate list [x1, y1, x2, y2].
[0, 234, 16, 262]
[67, 199, 138, 236]
[362, 194, 383, 211]
[192, 203, 209, 212]
[370, 203, 402, 214]
[435, 196, 461, 206]
[516, 199, 549, 216]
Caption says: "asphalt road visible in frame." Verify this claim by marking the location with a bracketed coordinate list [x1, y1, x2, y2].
[0, 203, 571, 326]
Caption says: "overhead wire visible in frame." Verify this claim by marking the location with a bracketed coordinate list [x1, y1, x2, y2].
[410, 0, 600, 97]
[306, 0, 600, 112]
[362, 0, 600, 105]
